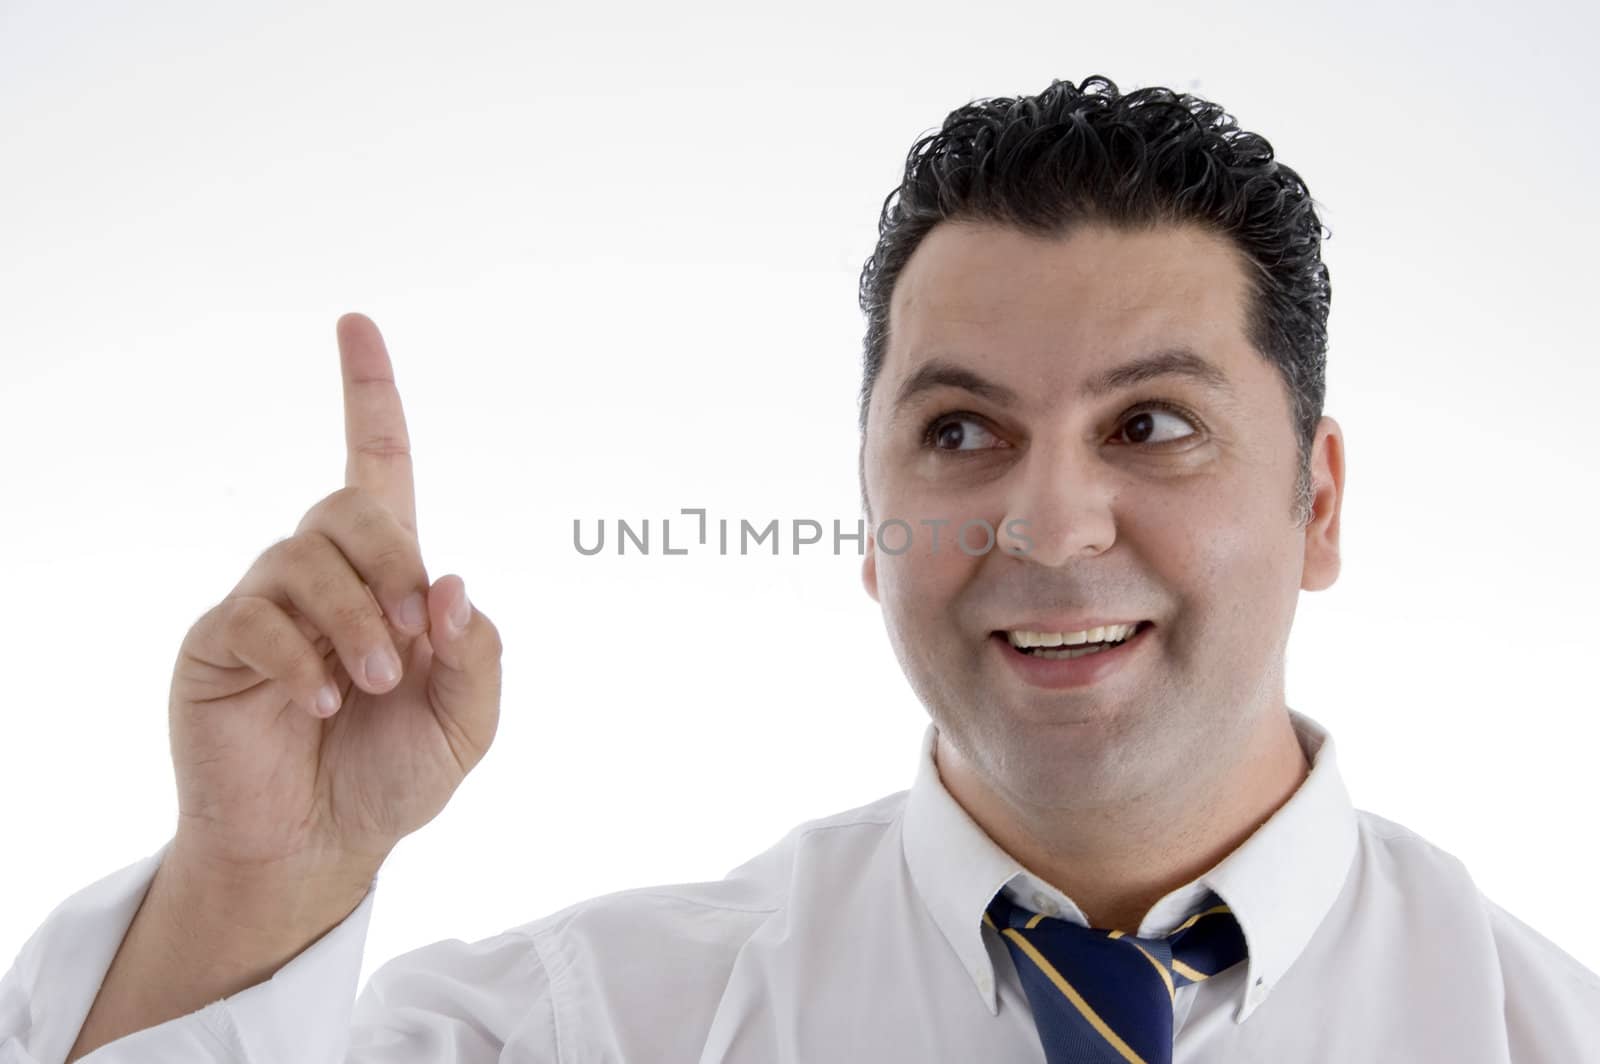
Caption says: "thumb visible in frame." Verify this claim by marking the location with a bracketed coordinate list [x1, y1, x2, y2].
[424, 574, 503, 767]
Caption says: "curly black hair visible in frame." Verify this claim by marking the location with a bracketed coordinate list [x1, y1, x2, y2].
[856, 74, 1331, 528]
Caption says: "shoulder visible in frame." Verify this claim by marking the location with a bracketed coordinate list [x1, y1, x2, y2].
[515, 786, 910, 953]
[1353, 808, 1471, 865]
[1350, 808, 1600, 989]
[1481, 895, 1600, 1000]
[1349, 808, 1519, 899]
[1352, 808, 1600, 1048]
[1482, 896, 1600, 1055]
[492, 789, 910, 1053]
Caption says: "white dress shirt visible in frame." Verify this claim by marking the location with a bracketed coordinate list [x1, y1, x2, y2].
[5, 708, 1598, 1062]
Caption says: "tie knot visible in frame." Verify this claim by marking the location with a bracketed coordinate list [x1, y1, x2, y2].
[984, 889, 1247, 986]
[982, 889, 1250, 1064]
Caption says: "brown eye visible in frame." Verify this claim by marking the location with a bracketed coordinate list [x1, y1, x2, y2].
[925, 415, 1003, 452]
[1116, 404, 1200, 446]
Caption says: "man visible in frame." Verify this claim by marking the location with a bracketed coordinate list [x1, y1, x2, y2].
[6, 74, 1597, 1063]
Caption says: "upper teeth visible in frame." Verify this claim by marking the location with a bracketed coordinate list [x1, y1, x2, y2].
[1007, 624, 1139, 648]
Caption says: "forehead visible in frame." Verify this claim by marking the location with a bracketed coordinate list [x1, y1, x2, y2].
[884, 220, 1256, 393]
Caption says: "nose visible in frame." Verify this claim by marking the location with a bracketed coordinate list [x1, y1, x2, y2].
[996, 441, 1118, 567]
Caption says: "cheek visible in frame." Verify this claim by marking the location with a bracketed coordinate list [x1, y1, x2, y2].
[1146, 494, 1301, 644]
[874, 541, 988, 703]
[875, 529, 981, 631]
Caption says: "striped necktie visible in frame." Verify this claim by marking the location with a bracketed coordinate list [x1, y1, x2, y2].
[984, 889, 1249, 1064]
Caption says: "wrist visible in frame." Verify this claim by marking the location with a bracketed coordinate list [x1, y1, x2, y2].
[158, 837, 380, 951]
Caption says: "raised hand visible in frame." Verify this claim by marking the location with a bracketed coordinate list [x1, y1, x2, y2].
[165, 313, 503, 881]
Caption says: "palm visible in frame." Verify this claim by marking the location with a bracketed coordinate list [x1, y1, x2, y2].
[316, 629, 474, 850]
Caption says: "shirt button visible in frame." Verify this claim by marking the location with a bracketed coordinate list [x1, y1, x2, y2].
[978, 972, 993, 995]
[1032, 892, 1059, 915]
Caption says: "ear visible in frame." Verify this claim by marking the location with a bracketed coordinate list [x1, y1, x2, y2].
[857, 432, 881, 603]
[1300, 416, 1344, 592]
[861, 525, 880, 603]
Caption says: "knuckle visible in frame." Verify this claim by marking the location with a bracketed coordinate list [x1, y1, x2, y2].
[222, 595, 272, 641]
[368, 542, 413, 581]
[299, 485, 363, 532]
[300, 493, 416, 589]
[323, 484, 365, 511]
[304, 563, 343, 605]
[253, 536, 294, 570]
[285, 639, 326, 684]
[275, 530, 326, 569]
[350, 498, 385, 536]
[329, 596, 382, 641]
[353, 433, 411, 460]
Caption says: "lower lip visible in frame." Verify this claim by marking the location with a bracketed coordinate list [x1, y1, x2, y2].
[992, 623, 1154, 690]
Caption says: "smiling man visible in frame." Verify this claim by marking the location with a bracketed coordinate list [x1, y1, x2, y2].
[9, 75, 1599, 1064]
[859, 218, 1330, 940]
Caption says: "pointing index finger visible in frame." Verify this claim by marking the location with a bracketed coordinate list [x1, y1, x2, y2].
[337, 312, 418, 538]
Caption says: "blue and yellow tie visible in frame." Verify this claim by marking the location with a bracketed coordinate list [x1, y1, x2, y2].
[984, 890, 1248, 1064]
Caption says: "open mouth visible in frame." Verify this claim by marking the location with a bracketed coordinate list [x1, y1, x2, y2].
[996, 620, 1154, 660]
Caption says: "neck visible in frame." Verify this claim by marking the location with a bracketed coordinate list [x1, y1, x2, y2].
[937, 708, 1311, 933]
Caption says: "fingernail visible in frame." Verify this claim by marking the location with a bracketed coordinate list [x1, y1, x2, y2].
[366, 649, 400, 688]
[316, 684, 342, 717]
[448, 585, 471, 633]
[398, 592, 427, 631]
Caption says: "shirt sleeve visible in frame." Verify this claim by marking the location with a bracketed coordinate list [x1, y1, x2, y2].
[1484, 895, 1600, 1061]
[0, 844, 559, 1064]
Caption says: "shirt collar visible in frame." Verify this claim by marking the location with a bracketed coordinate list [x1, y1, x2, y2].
[900, 707, 1359, 1023]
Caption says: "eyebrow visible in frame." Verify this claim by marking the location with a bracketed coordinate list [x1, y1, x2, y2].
[890, 347, 1237, 415]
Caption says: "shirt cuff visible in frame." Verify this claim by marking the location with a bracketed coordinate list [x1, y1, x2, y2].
[1, 840, 377, 1064]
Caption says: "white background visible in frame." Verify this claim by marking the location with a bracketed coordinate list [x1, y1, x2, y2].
[3, 0, 1596, 1001]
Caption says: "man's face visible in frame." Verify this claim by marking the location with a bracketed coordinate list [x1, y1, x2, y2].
[860, 220, 1342, 812]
